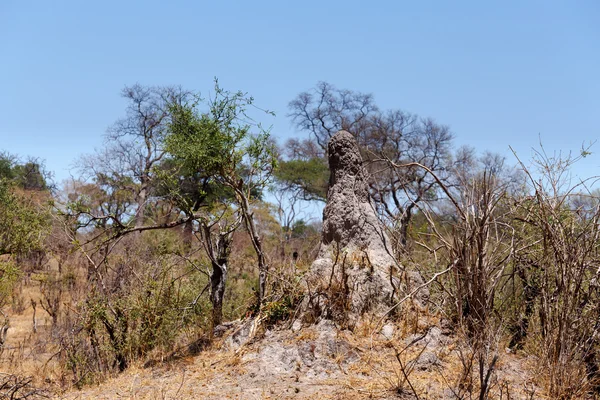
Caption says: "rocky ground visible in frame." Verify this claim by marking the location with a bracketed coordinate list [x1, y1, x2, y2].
[58, 317, 541, 400]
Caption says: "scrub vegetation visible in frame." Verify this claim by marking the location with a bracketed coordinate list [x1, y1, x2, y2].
[1, 81, 598, 399]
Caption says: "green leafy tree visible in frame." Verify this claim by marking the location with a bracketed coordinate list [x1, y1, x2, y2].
[166, 81, 277, 304]
[0, 152, 17, 181]
[0, 170, 50, 310]
[275, 157, 329, 202]
[0, 181, 49, 256]
[13, 161, 48, 190]
[0, 152, 49, 191]
[69, 82, 276, 327]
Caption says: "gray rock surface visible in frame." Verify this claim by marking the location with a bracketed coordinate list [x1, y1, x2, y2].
[243, 320, 358, 380]
[225, 318, 259, 350]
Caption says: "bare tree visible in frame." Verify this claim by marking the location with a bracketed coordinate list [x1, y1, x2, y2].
[510, 144, 600, 397]
[288, 81, 377, 150]
[365, 114, 454, 251]
[392, 156, 514, 399]
[78, 84, 193, 228]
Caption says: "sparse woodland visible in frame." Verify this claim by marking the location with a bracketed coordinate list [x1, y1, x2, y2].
[1, 81, 600, 399]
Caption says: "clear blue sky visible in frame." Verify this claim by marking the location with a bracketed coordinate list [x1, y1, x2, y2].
[1, 1, 599, 185]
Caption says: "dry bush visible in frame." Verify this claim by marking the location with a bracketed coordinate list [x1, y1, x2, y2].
[44, 230, 213, 387]
[511, 146, 600, 398]
[259, 259, 305, 328]
[0, 373, 49, 399]
[403, 158, 516, 399]
[38, 275, 62, 327]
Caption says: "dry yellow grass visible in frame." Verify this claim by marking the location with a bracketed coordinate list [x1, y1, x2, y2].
[1, 277, 549, 399]
[2, 284, 57, 369]
[50, 316, 547, 399]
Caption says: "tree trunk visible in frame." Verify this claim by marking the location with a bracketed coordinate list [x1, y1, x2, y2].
[136, 181, 147, 228]
[509, 264, 538, 349]
[396, 203, 415, 254]
[210, 262, 226, 327]
[183, 219, 194, 247]
[257, 250, 267, 302]
[233, 184, 268, 304]
[207, 230, 233, 327]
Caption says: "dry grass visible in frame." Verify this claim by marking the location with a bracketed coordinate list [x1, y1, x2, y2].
[46, 313, 547, 400]
[1, 282, 63, 388]
[1, 218, 589, 400]
[0, 257, 559, 399]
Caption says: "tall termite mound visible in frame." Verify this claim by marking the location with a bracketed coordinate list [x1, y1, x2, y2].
[304, 130, 425, 325]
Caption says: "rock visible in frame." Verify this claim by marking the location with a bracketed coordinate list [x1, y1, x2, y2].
[304, 130, 426, 325]
[315, 318, 337, 333]
[424, 326, 448, 347]
[381, 323, 395, 340]
[213, 321, 236, 338]
[444, 388, 461, 399]
[243, 319, 359, 381]
[225, 317, 260, 350]
[406, 326, 449, 350]
[416, 351, 441, 371]
[291, 319, 303, 332]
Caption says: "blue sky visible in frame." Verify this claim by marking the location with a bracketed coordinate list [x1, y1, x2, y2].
[1, 1, 599, 185]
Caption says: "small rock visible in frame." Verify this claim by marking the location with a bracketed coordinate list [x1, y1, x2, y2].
[213, 321, 236, 338]
[225, 318, 256, 350]
[381, 323, 395, 340]
[416, 351, 440, 371]
[443, 388, 461, 399]
[291, 320, 303, 332]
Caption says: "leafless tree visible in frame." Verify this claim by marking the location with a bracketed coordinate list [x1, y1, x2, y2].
[365, 114, 454, 251]
[77, 84, 193, 228]
[289, 81, 377, 151]
[382, 152, 515, 398]
[0, 373, 49, 399]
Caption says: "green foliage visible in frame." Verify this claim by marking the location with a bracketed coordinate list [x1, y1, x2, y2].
[13, 162, 48, 190]
[261, 294, 300, 328]
[70, 248, 210, 378]
[0, 152, 48, 190]
[164, 81, 278, 305]
[152, 156, 234, 215]
[0, 260, 20, 309]
[0, 153, 16, 181]
[165, 81, 277, 197]
[282, 219, 320, 240]
[0, 179, 50, 256]
[275, 157, 329, 202]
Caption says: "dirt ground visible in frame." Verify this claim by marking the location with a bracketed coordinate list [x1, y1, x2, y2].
[55, 319, 542, 400]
